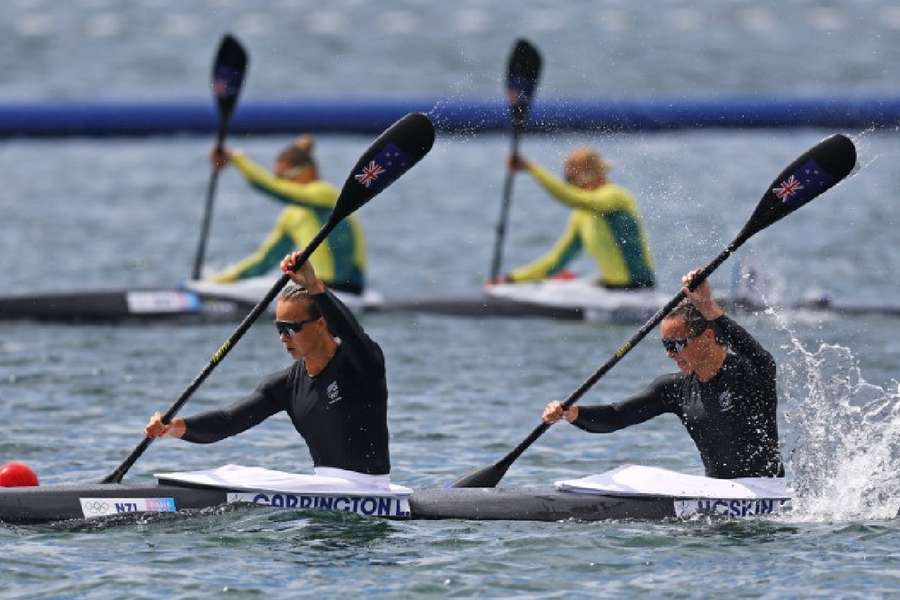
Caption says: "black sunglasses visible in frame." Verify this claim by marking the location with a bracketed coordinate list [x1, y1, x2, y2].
[275, 317, 320, 336]
[661, 337, 691, 353]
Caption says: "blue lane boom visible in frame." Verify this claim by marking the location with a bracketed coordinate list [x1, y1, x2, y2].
[2, 95, 899, 137]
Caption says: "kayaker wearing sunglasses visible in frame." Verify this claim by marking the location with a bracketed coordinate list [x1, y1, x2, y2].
[543, 269, 784, 479]
[145, 250, 390, 481]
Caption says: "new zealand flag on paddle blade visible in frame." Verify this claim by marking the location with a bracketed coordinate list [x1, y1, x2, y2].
[353, 143, 410, 194]
[771, 158, 835, 210]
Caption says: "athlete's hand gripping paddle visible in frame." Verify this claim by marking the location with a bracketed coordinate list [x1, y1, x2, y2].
[453, 133, 857, 488]
[102, 113, 436, 484]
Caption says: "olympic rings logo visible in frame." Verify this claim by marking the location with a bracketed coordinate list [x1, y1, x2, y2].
[81, 500, 111, 513]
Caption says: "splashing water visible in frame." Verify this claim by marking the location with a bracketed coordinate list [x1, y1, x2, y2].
[781, 336, 900, 522]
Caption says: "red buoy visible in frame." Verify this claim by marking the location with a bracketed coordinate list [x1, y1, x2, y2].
[0, 462, 39, 487]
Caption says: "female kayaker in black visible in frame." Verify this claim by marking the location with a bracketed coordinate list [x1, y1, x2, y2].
[543, 269, 784, 479]
[145, 251, 390, 478]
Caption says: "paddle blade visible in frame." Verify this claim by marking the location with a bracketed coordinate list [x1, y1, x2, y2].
[332, 112, 435, 222]
[506, 39, 542, 127]
[451, 459, 511, 489]
[212, 33, 248, 117]
[736, 133, 856, 246]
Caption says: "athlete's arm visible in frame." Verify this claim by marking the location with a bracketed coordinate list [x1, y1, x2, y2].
[714, 315, 776, 377]
[528, 163, 630, 213]
[313, 290, 385, 377]
[210, 215, 296, 283]
[508, 215, 582, 282]
[572, 375, 678, 433]
[180, 371, 289, 444]
[231, 153, 337, 209]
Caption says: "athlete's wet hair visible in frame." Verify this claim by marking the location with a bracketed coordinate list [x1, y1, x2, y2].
[278, 282, 322, 319]
[277, 135, 317, 173]
[665, 299, 722, 343]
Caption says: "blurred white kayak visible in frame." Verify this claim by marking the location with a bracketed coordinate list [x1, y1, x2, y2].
[484, 278, 671, 319]
[184, 276, 384, 312]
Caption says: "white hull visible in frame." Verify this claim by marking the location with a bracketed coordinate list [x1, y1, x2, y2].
[484, 278, 671, 321]
[184, 277, 384, 312]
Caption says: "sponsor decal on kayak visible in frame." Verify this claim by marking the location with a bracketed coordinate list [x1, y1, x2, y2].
[227, 492, 411, 518]
[674, 497, 790, 518]
[125, 291, 201, 314]
[79, 497, 177, 518]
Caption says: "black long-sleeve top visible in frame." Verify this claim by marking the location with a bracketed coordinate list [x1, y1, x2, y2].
[573, 315, 784, 478]
[181, 289, 390, 475]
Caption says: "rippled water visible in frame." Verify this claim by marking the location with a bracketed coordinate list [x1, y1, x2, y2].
[2, 1, 900, 598]
[2, 130, 899, 598]
[4, 0, 900, 100]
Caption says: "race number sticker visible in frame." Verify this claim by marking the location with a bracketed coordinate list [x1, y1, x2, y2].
[227, 492, 411, 518]
[125, 291, 201, 314]
[674, 497, 790, 518]
[79, 497, 177, 518]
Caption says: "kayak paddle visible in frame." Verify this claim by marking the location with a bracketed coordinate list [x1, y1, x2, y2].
[102, 112, 436, 484]
[453, 133, 857, 488]
[191, 33, 248, 281]
[488, 39, 542, 281]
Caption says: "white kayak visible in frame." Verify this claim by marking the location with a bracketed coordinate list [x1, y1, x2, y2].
[4, 276, 897, 324]
[184, 277, 384, 312]
[483, 278, 673, 321]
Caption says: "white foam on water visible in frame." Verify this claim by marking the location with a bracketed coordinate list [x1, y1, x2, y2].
[737, 8, 776, 33]
[376, 11, 420, 35]
[592, 10, 630, 32]
[881, 7, 900, 29]
[810, 7, 849, 31]
[162, 14, 201, 37]
[780, 335, 900, 522]
[236, 13, 274, 36]
[16, 13, 55, 36]
[668, 9, 702, 32]
[305, 11, 347, 35]
[453, 9, 491, 34]
[522, 9, 569, 32]
[85, 12, 124, 38]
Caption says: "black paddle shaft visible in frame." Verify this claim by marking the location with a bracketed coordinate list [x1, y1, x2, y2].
[490, 128, 522, 280]
[191, 34, 249, 281]
[102, 113, 435, 484]
[452, 133, 857, 488]
[489, 39, 541, 281]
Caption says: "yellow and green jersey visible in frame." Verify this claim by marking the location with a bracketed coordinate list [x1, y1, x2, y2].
[211, 153, 367, 293]
[509, 163, 655, 289]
